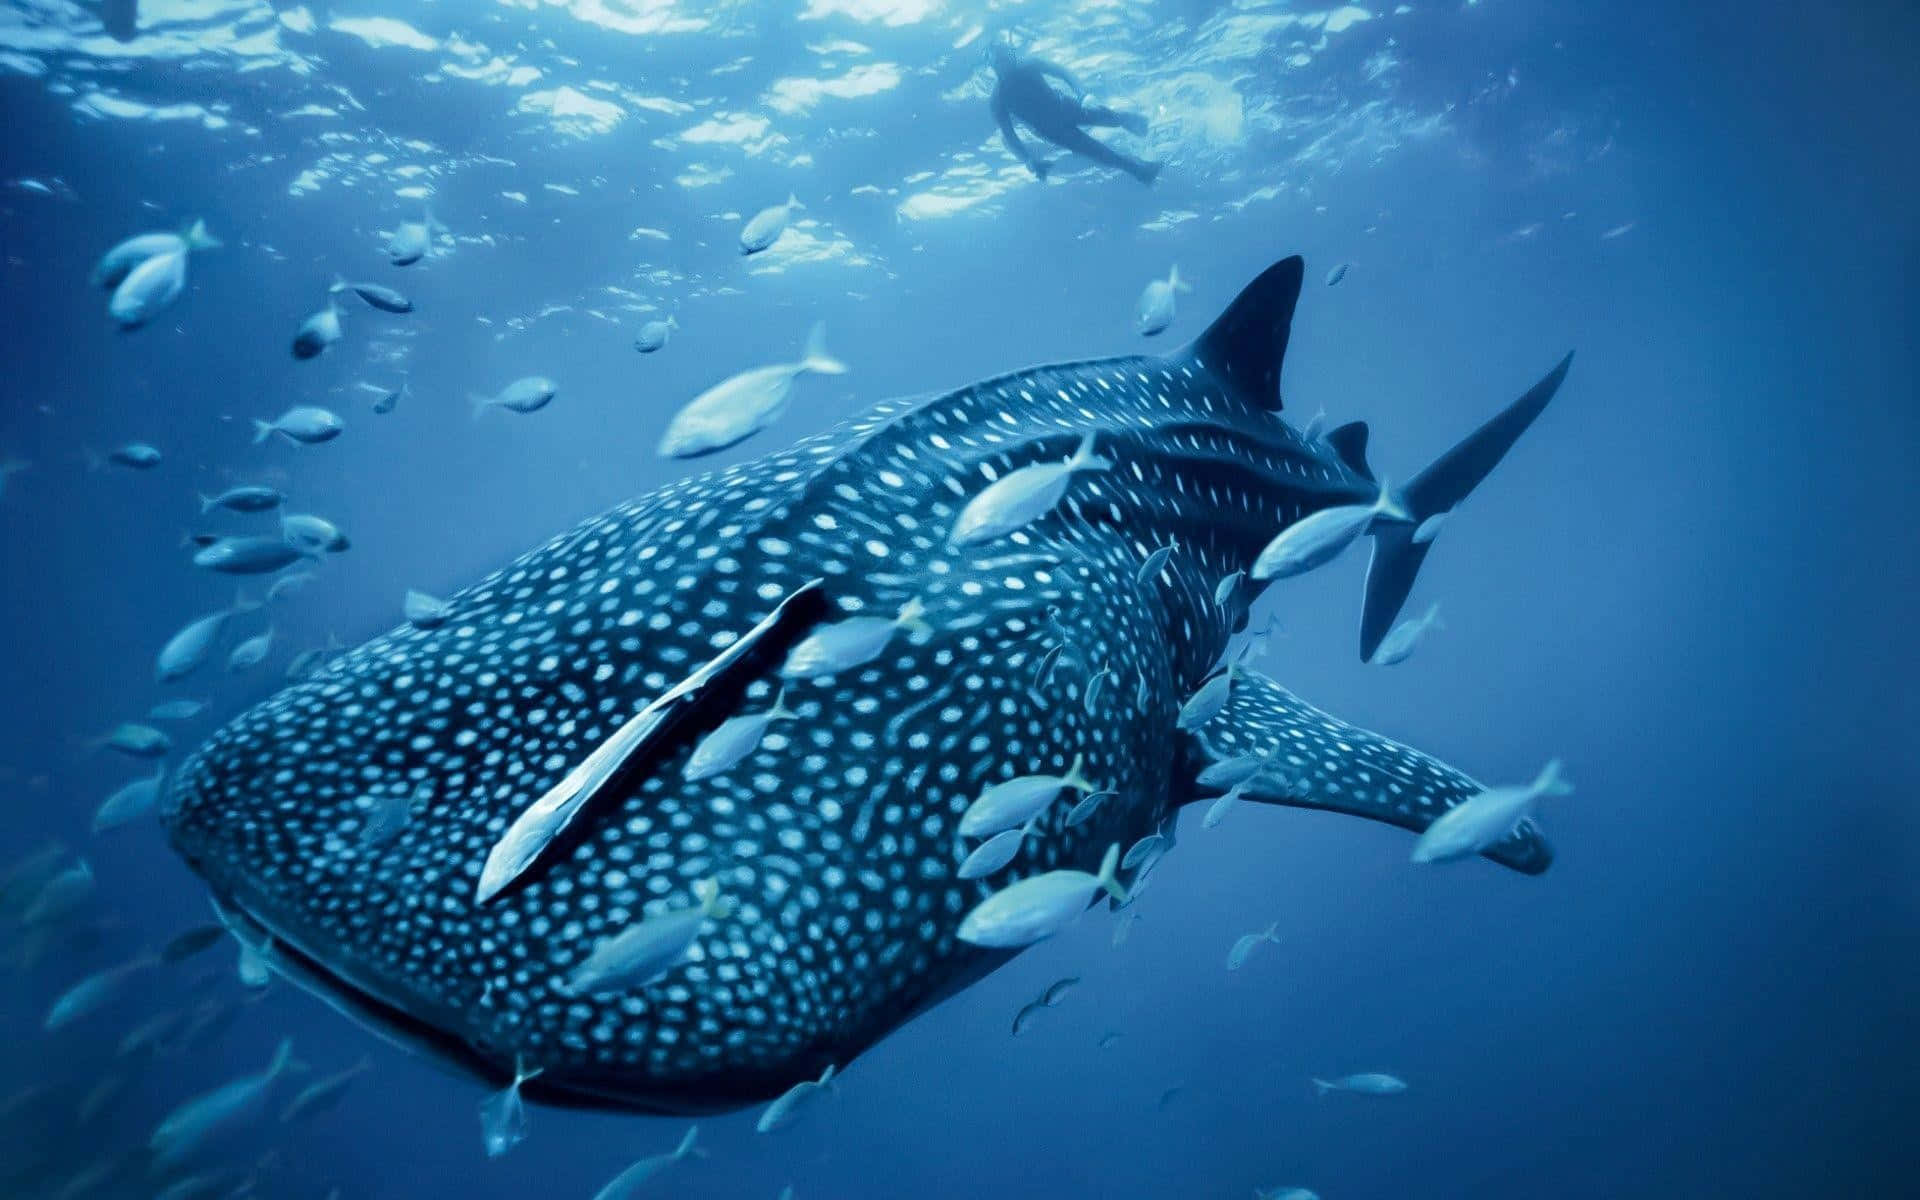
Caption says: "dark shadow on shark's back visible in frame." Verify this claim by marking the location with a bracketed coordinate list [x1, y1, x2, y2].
[161, 256, 1570, 1113]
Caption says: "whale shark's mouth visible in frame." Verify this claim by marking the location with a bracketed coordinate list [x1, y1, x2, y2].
[207, 888, 708, 1114]
[208, 888, 515, 1090]
[203, 884, 780, 1115]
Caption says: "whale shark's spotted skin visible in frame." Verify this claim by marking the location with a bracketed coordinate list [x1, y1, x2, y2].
[164, 259, 1562, 1113]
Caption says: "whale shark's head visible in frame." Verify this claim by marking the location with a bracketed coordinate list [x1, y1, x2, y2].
[162, 463, 954, 1110]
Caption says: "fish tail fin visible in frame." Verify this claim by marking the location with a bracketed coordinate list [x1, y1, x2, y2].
[799, 322, 847, 376]
[197, 492, 214, 514]
[328, 274, 347, 295]
[1179, 664, 1553, 874]
[768, 687, 797, 721]
[1427, 602, 1445, 630]
[667, 315, 680, 329]
[183, 219, 221, 251]
[1263, 921, 1280, 942]
[1312, 1078, 1333, 1096]
[676, 1124, 700, 1159]
[1170, 263, 1189, 293]
[895, 595, 931, 635]
[1068, 432, 1113, 473]
[695, 878, 733, 920]
[251, 419, 276, 444]
[787, 192, 803, 212]
[1359, 353, 1573, 662]
[232, 587, 263, 615]
[467, 393, 491, 420]
[266, 1038, 296, 1078]
[1094, 843, 1128, 904]
[1063, 752, 1095, 793]
[1534, 758, 1574, 798]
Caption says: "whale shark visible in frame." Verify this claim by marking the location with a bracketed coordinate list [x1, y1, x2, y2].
[162, 257, 1570, 1114]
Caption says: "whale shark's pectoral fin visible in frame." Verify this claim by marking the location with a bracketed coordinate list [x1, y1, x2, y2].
[1179, 667, 1551, 874]
[475, 579, 828, 904]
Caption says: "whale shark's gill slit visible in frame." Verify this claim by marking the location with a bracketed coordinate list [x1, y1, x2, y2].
[475, 579, 831, 905]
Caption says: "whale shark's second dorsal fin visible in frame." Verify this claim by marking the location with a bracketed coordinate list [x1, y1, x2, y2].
[1324, 421, 1372, 480]
[1182, 256, 1304, 411]
[1177, 666, 1552, 874]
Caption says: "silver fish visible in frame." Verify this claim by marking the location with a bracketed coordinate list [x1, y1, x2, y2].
[1134, 542, 1175, 588]
[658, 324, 845, 457]
[403, 589, 451, 630]
[470, 376, 558, 417]
[561, 879, 730, 996]
[1226, 921, 1280, 971]
[739, 193, 802, 255]
[199, 485, 284, 514]
[591, 1125, 702, 1197]
[1134, 264, 1190, 336]
[957, 844, 1128, 948]
[755, 1064, 835, 1134]
[1411, 760, 1570, 865]
[157, 609, 231, 682]
[683, 688, 796, 781]
[281, 512, 349, 554]
[1370, 601, 1444, 666]
[1311, 1072, 1407, 1096]
[946, 432, 1112, 548]
[330, 277, 412, 313]
[780, 596, 927, 680]
[193, 537, 311, 575]
[93, 766, 166, 832]
[386, 207, 438, 266]
[959, 753, 1098, 838]
[291, 300, 344, 360]
[479, 1059, 541, 1158]
[633, 316, 678, 353]
[252, 406, 343, 445]
[1251, 477, 1408, 581]
[97, 723, 170, 758]
[149, 1038, 296, 1170]
[226, 626, 275, 672]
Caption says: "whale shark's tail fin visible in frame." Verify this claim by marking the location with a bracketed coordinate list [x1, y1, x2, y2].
[1183, 256, 1303, 411]
[1179, 666, 1552, 874]
[1359, 353, 1573, 662]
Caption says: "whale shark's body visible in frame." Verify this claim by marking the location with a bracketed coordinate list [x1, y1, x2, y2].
[163, 258, 1569, 1114]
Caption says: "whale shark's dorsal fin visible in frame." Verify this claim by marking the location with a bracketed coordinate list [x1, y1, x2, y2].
[1182, 256, 1304, 411]
[1324, 421, 1372, 480]
[475, 579, 829, 904]
[1178, 666, 1552, 875]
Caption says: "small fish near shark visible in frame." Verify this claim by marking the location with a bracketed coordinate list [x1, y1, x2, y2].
[161, 256, 1572, 1118]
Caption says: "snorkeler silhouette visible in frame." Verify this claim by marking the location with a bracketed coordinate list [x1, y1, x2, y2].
[986, 37, 1160, 185]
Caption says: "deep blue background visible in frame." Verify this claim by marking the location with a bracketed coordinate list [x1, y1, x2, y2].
[1, 2, 1915, 1197]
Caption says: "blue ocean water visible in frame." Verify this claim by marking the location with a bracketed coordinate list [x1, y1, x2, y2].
[2, 1, 1916, 1197]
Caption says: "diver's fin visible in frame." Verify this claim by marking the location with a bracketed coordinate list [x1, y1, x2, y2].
[1177, 666, 1552, 874]
[475, 579, 829, 904]
[1182, 257, 1304, 411]
[1359, 353, 1572, 661]
[1323, 421, 1372, 480]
